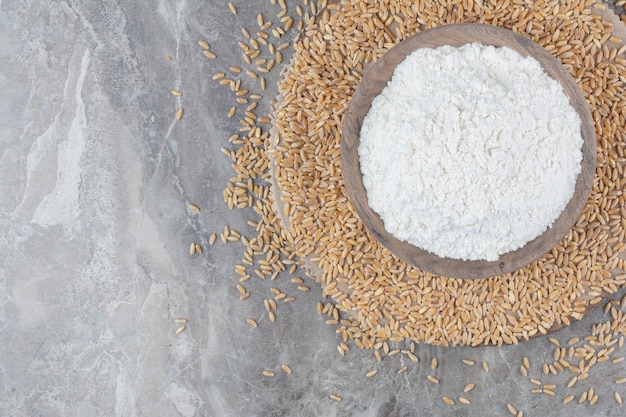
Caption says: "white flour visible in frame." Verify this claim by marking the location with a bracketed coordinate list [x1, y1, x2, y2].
[359, 43, 583, 261]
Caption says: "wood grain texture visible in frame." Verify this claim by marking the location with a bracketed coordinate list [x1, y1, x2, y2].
[341, 23, 596, 279]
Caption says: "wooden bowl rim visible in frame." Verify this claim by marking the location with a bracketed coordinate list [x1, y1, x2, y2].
[341, 23, 597, 279]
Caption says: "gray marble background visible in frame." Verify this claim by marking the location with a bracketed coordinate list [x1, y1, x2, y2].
[2, 1, 626, 416]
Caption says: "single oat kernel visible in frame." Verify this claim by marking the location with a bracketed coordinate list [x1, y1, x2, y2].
[442, 396, 454, 406]
[520, 365, 527, 377]
[426, 375, 439, 384]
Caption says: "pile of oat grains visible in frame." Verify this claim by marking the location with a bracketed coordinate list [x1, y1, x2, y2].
[177, 0, 626, 411]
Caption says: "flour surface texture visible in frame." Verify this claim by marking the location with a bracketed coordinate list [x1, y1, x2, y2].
[358, 43, 583, 261]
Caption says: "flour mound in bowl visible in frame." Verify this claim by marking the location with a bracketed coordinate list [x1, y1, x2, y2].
[358, 43, 583, 262]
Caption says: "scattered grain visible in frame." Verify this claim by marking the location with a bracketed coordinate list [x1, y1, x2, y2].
[442, 396, 455, 406]
[212, 0, 626, 387]
[568, 337, 580, 346]
[567, 376, 577, 388]
[507, 404, 517, 415]
[427, 375, 439, 384]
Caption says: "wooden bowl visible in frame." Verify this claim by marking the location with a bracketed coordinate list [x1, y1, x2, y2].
[341, 24, 596, 279]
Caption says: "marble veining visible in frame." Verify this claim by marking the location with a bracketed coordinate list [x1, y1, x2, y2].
[2, 1, 626, 416]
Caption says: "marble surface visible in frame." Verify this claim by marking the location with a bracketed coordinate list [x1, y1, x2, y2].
[2, 1, 626, 416]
